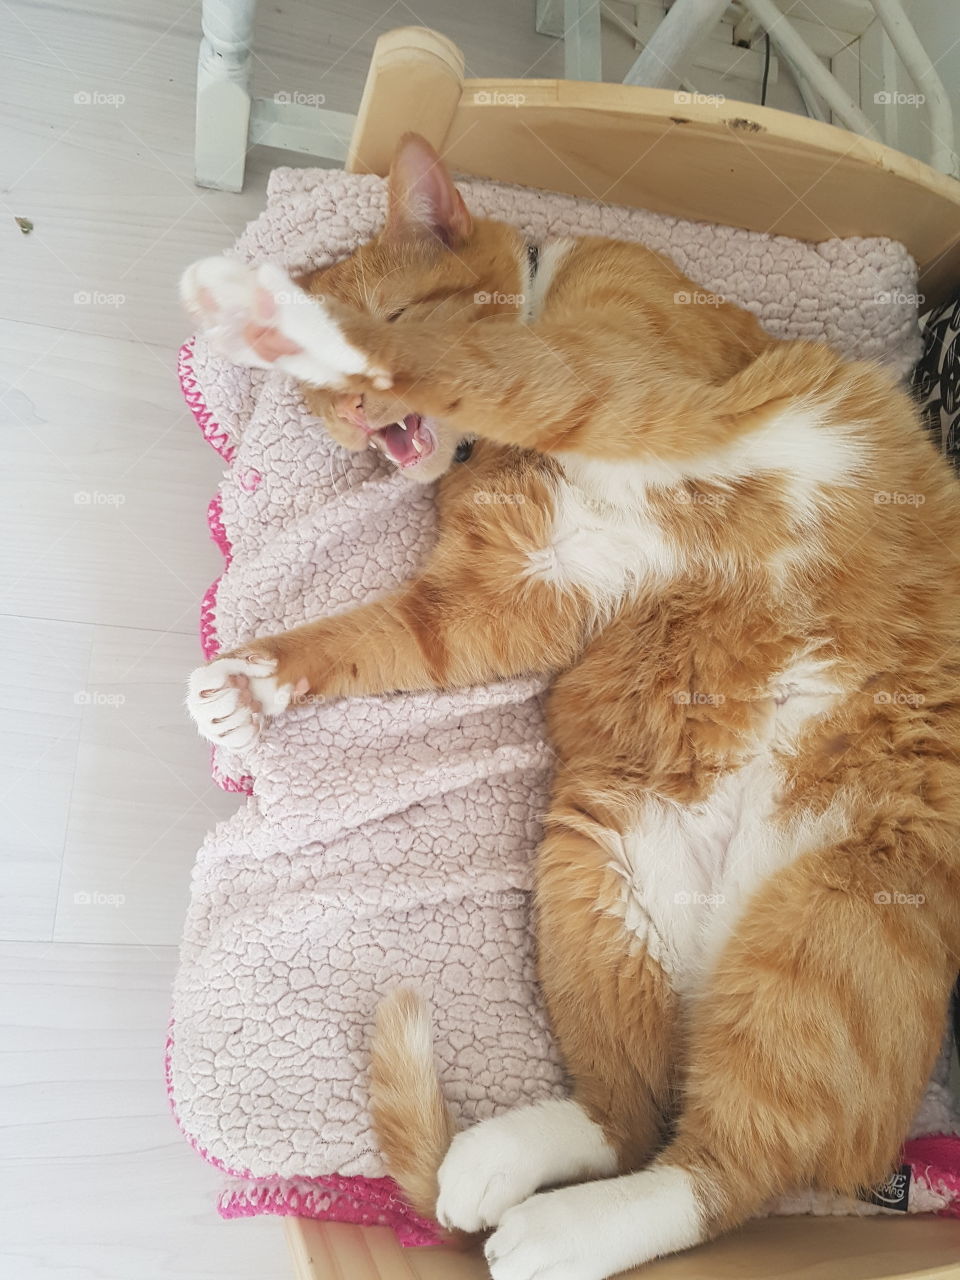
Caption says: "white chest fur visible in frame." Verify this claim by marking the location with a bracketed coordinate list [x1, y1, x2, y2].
[523, 405, 863, 611]
[524, 460, 677, 611]
[601, 668, 846, 995]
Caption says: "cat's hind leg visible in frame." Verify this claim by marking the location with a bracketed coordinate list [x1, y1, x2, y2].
[437, 805, 678, 1233]
[483, 841, 955, 1280]
[535, 806, 679, 1171]
[435, 1099, 618, 1233]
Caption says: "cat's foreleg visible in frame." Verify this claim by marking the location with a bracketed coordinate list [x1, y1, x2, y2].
[436, 803, 678, 1235]
[187, 571, 579, 751]
[180, 256, 738, 465]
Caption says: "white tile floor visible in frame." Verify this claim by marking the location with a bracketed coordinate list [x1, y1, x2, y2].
[0, 2, 562, 1275]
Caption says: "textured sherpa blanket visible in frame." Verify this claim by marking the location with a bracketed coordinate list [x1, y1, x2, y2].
[169, 165, 960, 1238]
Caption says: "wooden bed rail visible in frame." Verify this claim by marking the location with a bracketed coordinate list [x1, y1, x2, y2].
[285, 1214, 960, 1279]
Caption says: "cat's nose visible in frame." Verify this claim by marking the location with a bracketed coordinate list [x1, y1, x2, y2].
[333, 394, 371, 432]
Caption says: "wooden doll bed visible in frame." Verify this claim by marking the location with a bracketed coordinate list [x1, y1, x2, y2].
[263, 24, 960, 1280]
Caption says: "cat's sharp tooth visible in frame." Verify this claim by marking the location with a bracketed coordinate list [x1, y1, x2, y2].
[412, 437, 424, 454]
[398, 420, 408, 432]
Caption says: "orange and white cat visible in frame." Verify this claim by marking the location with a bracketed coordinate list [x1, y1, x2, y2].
[182, 135, 960, 1279]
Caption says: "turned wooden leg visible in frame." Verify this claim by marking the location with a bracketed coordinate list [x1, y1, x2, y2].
[195, 0, 257, 192]
[622, 0, 728, 88]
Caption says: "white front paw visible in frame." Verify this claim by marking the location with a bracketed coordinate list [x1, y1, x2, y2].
[180, 257, 390, 390]
[437, 1117, 544, 1233]
[186, 654, 293, 752]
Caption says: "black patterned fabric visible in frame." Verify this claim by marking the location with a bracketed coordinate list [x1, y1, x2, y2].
[913, 294, 960, 467]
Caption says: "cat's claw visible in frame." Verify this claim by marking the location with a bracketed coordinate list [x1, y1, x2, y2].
[186, 654, 294, 752]
[180, 257, 391, 390]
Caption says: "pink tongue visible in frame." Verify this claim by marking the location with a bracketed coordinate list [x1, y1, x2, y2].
[382, 419, 419, 466]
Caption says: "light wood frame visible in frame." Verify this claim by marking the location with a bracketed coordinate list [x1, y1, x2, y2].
[282, 24, 960, 1279]
[286, 1215, 960, 1280]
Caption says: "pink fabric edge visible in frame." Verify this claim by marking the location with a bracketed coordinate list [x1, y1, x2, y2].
[164, 1020, 438, 1244]
[199, 494, 254, 793]
[216, 1180, 442, 1243]
[179, 337, 237, 463]
[904, 1134, 960, 1217]
[173, 336, 439, 1245]
[179, 337, 255, 797]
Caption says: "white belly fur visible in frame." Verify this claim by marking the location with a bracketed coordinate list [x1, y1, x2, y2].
[601, 675, 847, 995]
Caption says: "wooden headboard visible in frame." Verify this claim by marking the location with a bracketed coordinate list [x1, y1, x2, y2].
[347, 26, 960, 311]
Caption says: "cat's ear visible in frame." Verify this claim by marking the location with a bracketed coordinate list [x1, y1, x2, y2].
[384, 133, 473, 248]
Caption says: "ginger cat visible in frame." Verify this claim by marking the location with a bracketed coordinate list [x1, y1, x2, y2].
[182, 135, 960, 1280]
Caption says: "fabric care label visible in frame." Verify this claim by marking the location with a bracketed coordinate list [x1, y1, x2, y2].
[859, 1164, 912, 1212]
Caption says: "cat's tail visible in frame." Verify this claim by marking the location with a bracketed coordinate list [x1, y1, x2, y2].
[369, 988, 456, 1224]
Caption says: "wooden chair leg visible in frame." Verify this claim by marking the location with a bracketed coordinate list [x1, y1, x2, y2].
[562, 0, 602, 82]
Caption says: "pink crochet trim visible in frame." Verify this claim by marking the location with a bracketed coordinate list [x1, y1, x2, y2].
[199, 511, 254, 795]
[200, 574, 222, 661]
[181, 340, 255, 794]
[164, 1020, 439, 1243]
[206, 494, 232, 565]
[218, 1178, 441, 1244]
[179, 338, 236, 462]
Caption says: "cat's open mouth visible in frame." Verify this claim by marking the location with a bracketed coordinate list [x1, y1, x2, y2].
[370, 414, 436, 469]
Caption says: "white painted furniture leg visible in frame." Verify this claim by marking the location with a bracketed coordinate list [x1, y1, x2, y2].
[738, 0, 879, 138]
[870, 0, 958, 177]
[535, 0, 564, 39]
[196, 0, 257, 192]
[622, 0, 729, 89]
[563, 0, 602, 82]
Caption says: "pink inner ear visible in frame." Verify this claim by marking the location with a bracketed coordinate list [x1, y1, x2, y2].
[386, 134, 472, 245]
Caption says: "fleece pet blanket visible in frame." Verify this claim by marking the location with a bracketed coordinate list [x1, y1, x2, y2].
[169, 166, 960, 1238]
